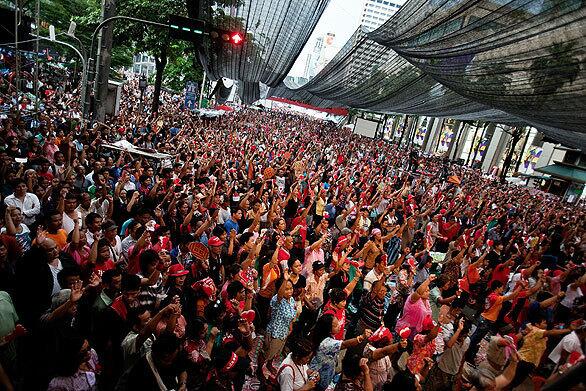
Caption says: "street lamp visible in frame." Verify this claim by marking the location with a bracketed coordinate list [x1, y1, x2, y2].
[138, 74, 147, 113]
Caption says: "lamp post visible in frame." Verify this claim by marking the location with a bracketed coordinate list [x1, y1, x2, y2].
[138, 74, 147, 113]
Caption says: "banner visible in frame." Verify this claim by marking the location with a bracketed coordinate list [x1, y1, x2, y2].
[523, 146, 543, 169]
[476, 138, 489, 159]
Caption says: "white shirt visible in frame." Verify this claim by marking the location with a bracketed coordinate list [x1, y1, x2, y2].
[62, 212, 83, 235]
[75, 205, 91, 228]
[278, 353, 308, 391]
[121, 330, 154, 371]
[548, 331, 583, 364]
[4, 193, 41, 225]
[120, 181, 136, 192]
[561, 286, 583, 309]
[90, 198, 110, 218]
[86, 230, 101, 247]
[49, 260, 63, 296]
[218, 206, 231, 225]
[107, 236, 123, 262]
[364, 269, 383, 292]
[85, 171, 94, 185]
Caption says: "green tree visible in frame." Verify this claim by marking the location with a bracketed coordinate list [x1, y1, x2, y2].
[163, 41, 204, 92]
[6, 0, 132, 68]
[115, 0, 187, 112]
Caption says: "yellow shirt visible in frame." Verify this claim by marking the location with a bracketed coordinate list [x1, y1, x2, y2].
[316, 198, 325, 216]
[518, 328, 547, 366]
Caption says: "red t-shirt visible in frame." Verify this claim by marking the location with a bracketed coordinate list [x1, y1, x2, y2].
[490, 263, 511, 286]
[459, 264, 480, 294]
[324, 303, 346, 340]
[94, 259, 115, 276]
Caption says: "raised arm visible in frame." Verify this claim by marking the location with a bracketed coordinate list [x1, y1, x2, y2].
[411, 274, 436, 302]
[3, 208, 17, 236]
[369, 339, 407, 361]
[340, 329, 373, 350]
[343, 268, 362, 296]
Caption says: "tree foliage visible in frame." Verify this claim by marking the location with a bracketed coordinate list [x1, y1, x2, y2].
[163, 41, 204, 92]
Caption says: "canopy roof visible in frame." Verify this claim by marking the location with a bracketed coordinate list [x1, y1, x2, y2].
[197, 0, 330, 104]
[535, 162, 586, 184]
[268, 0, 586, 150]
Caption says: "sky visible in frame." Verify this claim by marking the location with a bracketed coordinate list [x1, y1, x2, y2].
[288, 0, 363, 78]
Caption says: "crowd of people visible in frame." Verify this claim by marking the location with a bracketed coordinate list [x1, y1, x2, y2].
[0, 63, 584, 391]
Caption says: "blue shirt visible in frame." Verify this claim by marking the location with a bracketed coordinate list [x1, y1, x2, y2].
[309, 337, 343, 389]
[224, 219, 239, 235]
[266, 295, 296, 340]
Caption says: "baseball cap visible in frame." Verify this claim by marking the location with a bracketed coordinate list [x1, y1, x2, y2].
[168, 264, 189, 277]
[208, 236, 225, 247]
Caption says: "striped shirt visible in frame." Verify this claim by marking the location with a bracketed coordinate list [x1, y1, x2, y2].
[386, 236, 402, 264]
[360, 293, 385, 330]
[136, 274, 166, 310]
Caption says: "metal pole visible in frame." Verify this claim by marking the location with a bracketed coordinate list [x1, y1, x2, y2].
[83, 15, 171, 119]
[38, 37, 86, 109]
[34, 0, 40, 119]
[198, 70, 206, 108]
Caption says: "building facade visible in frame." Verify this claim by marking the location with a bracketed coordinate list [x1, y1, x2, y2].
[360, 0, 405, 32]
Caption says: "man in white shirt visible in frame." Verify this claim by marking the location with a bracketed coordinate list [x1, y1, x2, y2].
[364, 255, 388, 292]
[217, 198, 231, 225]
[62, 194, 83, 235]
[121, 304, 179, 371]
[75, 192, 93, 227]
[4, 180, 41, 226]
[548, 320, 586, 368]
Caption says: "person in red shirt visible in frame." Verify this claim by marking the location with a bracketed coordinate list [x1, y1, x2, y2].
[90, 238, 116, 276]
[489, 258, 516, 286]
[323, 288, 348, 340]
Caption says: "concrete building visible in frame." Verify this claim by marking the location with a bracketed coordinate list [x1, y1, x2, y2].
[360, 0, 405, 32]
[304, 32, 340, 80]
[131, 53, 155, 77]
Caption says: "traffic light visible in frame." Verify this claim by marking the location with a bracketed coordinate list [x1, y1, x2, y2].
[168, 14, 244, 46]
[209, 28, 245, 46]
[168, 14, 205, 41]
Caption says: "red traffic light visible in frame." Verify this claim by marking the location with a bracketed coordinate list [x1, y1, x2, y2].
[231, 33, 243, 45]
[208, 27, 245, 45]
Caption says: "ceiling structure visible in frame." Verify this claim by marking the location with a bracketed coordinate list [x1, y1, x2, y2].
[196, 0, 330, 104]
[196, 0, 586, 150]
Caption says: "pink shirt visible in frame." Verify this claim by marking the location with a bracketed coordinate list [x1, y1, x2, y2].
[395, 293, 432, 333]
[303, 247, 324, 276]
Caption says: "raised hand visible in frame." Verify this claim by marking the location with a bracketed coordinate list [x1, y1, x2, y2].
[36, 226, 47, 245]
[88, 272, 101, 288]
[70, 280, 83, 303]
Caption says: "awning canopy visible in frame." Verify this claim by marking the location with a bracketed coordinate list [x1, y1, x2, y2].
[534, 162, 586, 184]
[195, 0, 330, 104]
[269, 0, 586, 149]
